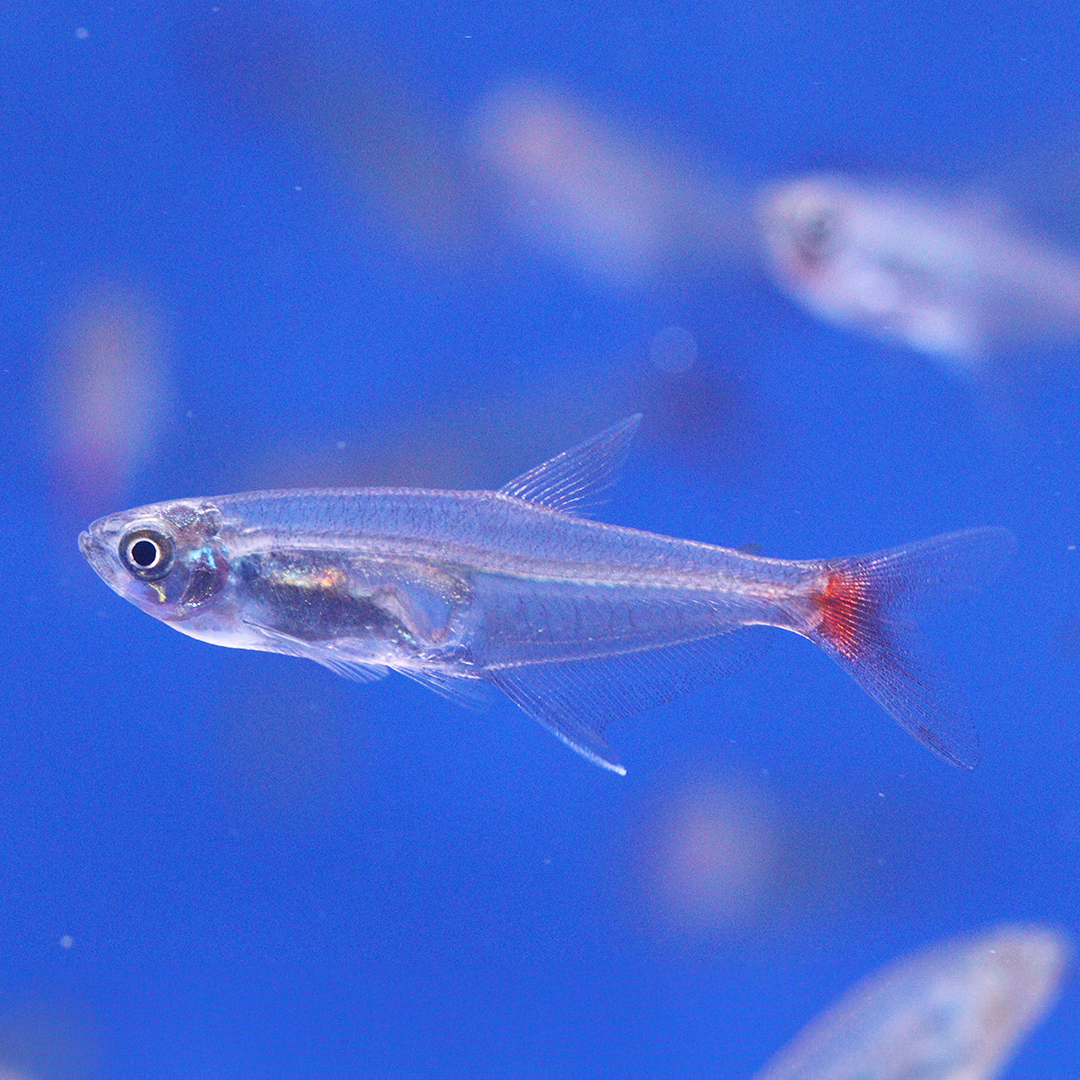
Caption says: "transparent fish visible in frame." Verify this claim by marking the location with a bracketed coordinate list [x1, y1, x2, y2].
[80, 417, 1012, 774]
[757, 173, 1080, 366]
[752, 923, 1071, 1080]
[471, 81, 754, 286]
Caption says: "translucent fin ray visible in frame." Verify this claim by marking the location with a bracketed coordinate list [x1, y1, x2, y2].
[243, 621, 390, 683]
[497, 415, 642, 516]
[806, 526, 1015, 769]
[487, 627, 772, 774]
[397, 667, 495, 710]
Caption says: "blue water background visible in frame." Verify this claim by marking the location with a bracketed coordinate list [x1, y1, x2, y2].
[1, 2, 1078, 1075]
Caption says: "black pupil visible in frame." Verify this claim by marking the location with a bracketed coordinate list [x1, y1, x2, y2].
[130, 539, 159, 567]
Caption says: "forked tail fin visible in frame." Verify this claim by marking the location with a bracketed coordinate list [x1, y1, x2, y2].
[804, 527, 1016, 769]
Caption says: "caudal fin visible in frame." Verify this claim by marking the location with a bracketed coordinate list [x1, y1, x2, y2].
[805, 527, 1016, 769]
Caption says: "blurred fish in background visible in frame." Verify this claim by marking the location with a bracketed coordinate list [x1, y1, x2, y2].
[472, 82, 1080, 373]
[470, 80, 753, 288]
[180, 4, 490, 264]
[183, 1, 1080, 377]
[751, 923, 1071, 1080]
[43, 282, 171, 514]
[645, 784, 779, 928]
[757, 174, 1080, 370]
[637, 324, 764, 474]
[178, 7, 767, 478]
[182, 7, 754, 284]
[633, 779, 846, 936]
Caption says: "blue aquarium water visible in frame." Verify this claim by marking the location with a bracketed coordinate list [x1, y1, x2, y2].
[2, 1, 1078, 1076]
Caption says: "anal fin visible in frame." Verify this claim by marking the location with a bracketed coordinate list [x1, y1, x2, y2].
[486, 628, 771, 775]
[488, 667, 627, 774]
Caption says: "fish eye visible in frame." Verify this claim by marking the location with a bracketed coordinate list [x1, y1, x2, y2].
[119, 528, 174, 581]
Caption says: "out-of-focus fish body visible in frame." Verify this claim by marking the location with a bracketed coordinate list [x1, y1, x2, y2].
[752, 923, 1071, 1080]
[757, 173, 1080, 365]
[80, 417, 1012, 773]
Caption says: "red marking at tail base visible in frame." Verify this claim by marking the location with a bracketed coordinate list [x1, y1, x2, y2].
[813, 568, 872, 661]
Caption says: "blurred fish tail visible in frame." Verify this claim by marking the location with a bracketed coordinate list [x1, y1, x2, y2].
[803, 527, 1015, 769]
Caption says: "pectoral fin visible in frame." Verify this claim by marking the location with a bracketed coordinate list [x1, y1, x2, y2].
[243, 620, 390, 683]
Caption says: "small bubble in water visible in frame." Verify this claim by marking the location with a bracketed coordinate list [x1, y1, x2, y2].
[59, 935, 73, 949]
[649, 325, 697, 374]
[75, 27, 89, 39]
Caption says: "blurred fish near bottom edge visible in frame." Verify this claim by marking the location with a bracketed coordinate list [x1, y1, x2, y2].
[752, 923, 1072, 1080]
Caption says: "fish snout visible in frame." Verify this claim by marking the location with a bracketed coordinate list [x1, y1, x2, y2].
[78, 526, 113, 582]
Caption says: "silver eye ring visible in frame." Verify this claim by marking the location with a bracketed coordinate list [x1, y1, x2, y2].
[119, 528, 174, 581]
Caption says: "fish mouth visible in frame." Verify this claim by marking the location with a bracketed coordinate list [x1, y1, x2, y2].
[78, 527, 113, 582]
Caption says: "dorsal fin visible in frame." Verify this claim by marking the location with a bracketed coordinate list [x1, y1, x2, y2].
[497, 415, 642, 516]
